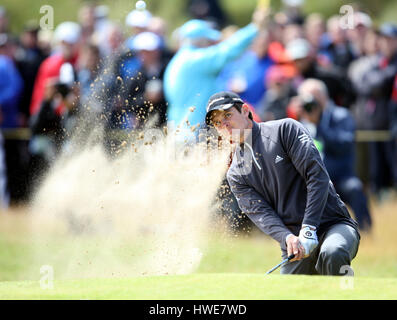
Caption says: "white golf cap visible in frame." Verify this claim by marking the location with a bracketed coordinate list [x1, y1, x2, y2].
[125, 9, 152, 28]
[132, 31, 161, 51]
[54, 21, 81, 44]
[354, 12, 372, 28]
[59, 62, 75, 85]
[286, 38, 311, 60]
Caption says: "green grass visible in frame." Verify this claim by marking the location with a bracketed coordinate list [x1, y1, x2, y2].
[2, 230, 396, 283]
[0, 199, 396, 299]
[1, 274, 396, 300]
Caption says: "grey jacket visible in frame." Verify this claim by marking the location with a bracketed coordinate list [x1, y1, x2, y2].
[227, 119, 359, 253]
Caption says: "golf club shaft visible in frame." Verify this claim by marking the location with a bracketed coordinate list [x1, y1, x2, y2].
[266, 254, 295, 274]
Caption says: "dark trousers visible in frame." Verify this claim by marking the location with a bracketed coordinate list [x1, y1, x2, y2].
[334, 176, 372, 231]
[369, 141, 395, 193]
[217, 178, 253, 233]
[394, 138, 397, 187]
[281, 224, 360, 275]
[4, 139, 30, 204]
[27, 154, 50, 200]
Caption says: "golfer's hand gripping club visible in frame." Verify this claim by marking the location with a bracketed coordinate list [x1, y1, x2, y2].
[299, 226, 319, 258]
[286, 234, 305, 261]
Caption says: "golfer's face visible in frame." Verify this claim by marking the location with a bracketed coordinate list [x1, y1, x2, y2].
[211, 106, 248, 138]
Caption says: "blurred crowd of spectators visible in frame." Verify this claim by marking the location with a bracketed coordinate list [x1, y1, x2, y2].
[0, 1, 396, 229]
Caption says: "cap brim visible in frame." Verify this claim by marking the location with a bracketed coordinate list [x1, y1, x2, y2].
[289, 51, 309, 60]
[219, 103, 234, 110]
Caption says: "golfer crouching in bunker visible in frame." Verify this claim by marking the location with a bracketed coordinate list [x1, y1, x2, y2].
[205, 91, 360, 275]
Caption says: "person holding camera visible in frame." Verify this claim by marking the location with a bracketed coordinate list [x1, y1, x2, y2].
[30, 22, 81, 117]
[28, 63, 80, 190]
[297, 78, 372, 232]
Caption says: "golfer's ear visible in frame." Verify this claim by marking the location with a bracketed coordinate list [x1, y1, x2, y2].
[242, 104, 250, 116]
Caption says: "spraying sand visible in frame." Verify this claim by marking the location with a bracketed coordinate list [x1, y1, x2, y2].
[28, 125, 230, 279]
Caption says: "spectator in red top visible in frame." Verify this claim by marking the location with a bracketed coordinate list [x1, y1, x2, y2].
[258, 64, 296, 121]
[29, 22, 81, 116]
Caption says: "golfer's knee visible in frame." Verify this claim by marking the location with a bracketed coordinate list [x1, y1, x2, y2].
[316, 246, 351, 276]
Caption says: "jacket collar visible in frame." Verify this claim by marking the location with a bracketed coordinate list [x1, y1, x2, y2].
[252, 121, 261, 140]
[236, 121, 262, 171]
[240, 121, 260, 147]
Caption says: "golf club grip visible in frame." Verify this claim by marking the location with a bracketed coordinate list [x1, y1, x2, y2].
[287, 254, 295, 260]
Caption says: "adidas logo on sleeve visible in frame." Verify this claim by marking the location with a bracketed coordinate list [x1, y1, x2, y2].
[298, 133, 311, 144]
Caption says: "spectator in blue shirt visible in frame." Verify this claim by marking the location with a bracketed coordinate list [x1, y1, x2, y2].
[0, 34, 23, 128]
[216, 30, 274, 110]
[164, 8, 269, 142]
